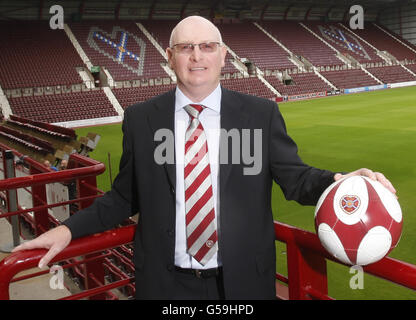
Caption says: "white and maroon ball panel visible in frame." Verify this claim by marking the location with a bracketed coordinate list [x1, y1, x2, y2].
[363, 176, 402, 223]
[317, 223, 352, 265]
[315, 175, 403, 266]
[356, 226, 392, 265]
[333, 176, 369, 226]
[314, 179, 342, 217]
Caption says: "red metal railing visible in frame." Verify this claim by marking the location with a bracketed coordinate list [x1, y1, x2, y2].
[0, 220, 415, 300]
[274, 221, 416, 299]
[0, 143, 415, 299]
[0, 142, 105, 236]
[0, 144, 138, 300]
[0, 225, 136, 300]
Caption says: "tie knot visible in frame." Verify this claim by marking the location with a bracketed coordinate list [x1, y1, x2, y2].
[184, 104, 205, 119]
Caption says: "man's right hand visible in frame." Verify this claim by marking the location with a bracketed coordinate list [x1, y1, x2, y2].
[12, 225, 72, 269]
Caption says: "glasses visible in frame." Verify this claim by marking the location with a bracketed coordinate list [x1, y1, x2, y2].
[171, 42, 221, 54]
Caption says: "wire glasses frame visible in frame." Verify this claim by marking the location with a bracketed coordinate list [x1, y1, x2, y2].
[171, 42, 222, 54]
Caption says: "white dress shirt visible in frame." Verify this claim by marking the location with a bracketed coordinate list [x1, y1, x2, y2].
[174, 84, 221, 269]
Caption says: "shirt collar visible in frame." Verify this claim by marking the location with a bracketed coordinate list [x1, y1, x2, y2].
[175, 84, 221, 114]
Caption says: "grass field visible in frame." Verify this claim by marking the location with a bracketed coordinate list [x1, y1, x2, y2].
[76, 86, 416, 299]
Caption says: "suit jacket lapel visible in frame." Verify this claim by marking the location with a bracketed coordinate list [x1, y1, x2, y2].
[147, 89, 176, 192]
[220, 87, 250, 189]
[146, 87, 250, 194]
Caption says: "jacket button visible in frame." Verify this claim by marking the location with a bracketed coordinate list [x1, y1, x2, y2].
[167, 229, 174, 237]
[167, 264, 174, 272]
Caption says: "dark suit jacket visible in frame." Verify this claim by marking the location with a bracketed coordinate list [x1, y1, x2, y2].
[63, 87, 335, 299]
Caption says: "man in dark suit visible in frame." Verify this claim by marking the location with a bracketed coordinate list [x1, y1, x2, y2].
[13, 16, 396, 299]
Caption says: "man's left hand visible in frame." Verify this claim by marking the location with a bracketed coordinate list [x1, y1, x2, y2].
[334, 168, 397, 197]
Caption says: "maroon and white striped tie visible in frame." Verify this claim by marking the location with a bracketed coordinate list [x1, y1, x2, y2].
[184, 104, 218, 266]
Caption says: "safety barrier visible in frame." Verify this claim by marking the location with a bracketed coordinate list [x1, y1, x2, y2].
[1, 219, 415, 300]
[0, 144, 135, 299]
[273, 221, 416, 299]
[0, 144, 415, 299]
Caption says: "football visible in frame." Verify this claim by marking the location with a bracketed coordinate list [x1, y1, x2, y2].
[314, 175, 403, 266]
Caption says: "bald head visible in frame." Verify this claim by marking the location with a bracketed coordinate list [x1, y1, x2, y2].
[169, 16, 223, 48]
[166, 15, 227, 102]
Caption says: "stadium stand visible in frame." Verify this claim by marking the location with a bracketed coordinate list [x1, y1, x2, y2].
[406, 63, 416, 73]
[0, 18, 414, 133]
[221, 76, 276, 99]
[260, 20, 344, 67]
[218, 22, 296, 71]
[320, 68, 379, 89]
[305, 21, 384, 64]
[0, 21, 84, 89]
[264, 71, 333, 96]
[112, 83, 176, 109]
[7, 89, 118, 123]
[69, 21, 168, 81]
[0, 125, 55, 154]
[366, 65, 416, 83]
[346, 23, 416, 62]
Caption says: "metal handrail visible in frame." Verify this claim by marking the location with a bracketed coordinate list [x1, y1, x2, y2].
[0, 142, 414, 299]
[0, 154, 105, 191]
[0, 225, 136, 300]
[274, 221, 416, 298]
[0, 221, 414, 300]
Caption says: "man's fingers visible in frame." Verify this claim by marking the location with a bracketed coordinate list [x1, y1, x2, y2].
[10, 225, 72, 269]
[12, 238, 46, 253]
[374, 172, 397, 195]
[359, 168, 376, 180]
[334, 169, 398, 198]
[38, 246, 61, 269]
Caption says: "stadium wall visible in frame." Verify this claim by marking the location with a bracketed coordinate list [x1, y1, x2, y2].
[380, 3, 416, 45]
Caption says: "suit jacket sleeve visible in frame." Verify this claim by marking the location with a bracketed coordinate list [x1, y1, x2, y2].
[269, 103, 335, 205]
[62, 109, 139, 239]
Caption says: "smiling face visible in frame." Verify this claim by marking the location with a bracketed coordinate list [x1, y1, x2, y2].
[166, 16, 227, 102]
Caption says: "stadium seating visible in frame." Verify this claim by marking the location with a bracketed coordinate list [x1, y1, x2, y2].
[406, 63, 416, 74]
[320, 68, 379, 89]
[265, 72, 333, 96]
[346, 23, 416, 62]
[112, 84, 176, 109]
[373, 23, 416, 53]
[304, 21, 384, 64]
[7, 90, 118, 123]
[0, 19, 415, 128]
[218, 22, 296, 71]
[366, 65, 416, 83]
[221, 76, 276, 99]
[260, 21, 343, 67]
[11, 115, 78, 139]
[0, 21, 84, 89]
[69, 21, 168, 81]
[140, 20, 177, 51]
[0, 125, 55, 154]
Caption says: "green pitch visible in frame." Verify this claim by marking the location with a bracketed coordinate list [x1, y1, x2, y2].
[76, 86, 416, 299]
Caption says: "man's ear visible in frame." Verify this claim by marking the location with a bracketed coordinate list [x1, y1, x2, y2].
[166, 47, 174, 69]
[220, 45, 227, 68]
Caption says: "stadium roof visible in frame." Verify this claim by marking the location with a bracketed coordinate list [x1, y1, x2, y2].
[0, 0, 414, 21]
